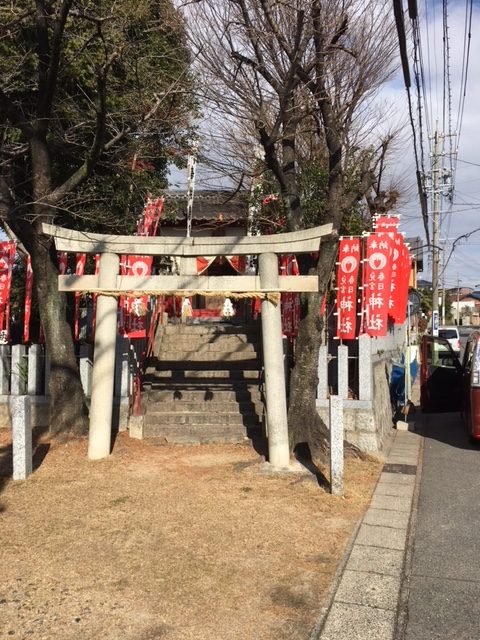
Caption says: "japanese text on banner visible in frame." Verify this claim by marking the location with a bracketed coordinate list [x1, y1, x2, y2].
[335, 238, 361, 340]
[363, 234, 393, 337]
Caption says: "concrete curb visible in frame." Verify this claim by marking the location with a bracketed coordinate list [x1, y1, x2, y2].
[312, 425, 423, 640]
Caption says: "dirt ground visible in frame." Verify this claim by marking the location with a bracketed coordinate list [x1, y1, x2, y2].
[0, 428, 383, 640]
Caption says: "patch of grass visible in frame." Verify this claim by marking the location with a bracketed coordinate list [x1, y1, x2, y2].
[109, 495, 130, 507]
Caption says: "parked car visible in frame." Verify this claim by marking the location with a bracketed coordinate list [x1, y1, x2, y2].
[420, 331, 480, 440]
[438, 325, 461, 355]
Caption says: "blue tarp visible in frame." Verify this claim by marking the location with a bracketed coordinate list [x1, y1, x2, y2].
[391, 355, 418, 406]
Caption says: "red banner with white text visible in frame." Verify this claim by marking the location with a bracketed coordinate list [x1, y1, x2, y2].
[395, 242, 412, 325]
[137, 196, 164, 236]
[0, 242, 16, 337]
[374, 215, 400, 236]
[335, 238, 361, 340]
[120, 255, 153, 338]
[24, 255, 33, 343]
[362, 234, 393, 337]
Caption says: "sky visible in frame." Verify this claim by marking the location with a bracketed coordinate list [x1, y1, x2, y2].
[170, 0, 480, 289]
[382, 0, 480, 290]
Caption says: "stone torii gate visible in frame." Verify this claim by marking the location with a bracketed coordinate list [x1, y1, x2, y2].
[43, 222, 333, 469]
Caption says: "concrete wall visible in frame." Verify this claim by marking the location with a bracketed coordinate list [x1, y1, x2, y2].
[317, 324, 406, 453]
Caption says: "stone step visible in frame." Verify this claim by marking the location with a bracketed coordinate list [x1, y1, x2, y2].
[144, 378, 263, 391]
[163, 323, 260, 336]
[142, 429, 255, 445]
[156, 349, 259, 362]
[144, 412, 258, 426]
[145, 388, 263, 403]
[149, 358, 260, 369]
[138, 321, 264, 445]
[158, 335, 261, 350]
[145, 400, 264, 414]
[149, 372, 261, 382]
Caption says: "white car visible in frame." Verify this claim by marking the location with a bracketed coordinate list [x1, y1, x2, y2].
[438, 326, 461, 355]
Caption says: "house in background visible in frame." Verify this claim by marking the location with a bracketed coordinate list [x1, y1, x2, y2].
[450, 290, 480, 325]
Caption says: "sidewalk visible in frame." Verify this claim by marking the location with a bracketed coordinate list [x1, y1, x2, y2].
[314, 426, 422, 640]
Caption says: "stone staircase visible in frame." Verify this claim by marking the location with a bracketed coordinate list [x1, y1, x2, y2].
[139, 322, 265, 444]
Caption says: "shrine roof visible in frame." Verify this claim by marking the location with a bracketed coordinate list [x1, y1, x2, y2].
[162, 190, 248, 224]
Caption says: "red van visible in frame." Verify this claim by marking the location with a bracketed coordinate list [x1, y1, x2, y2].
[420, 331, 480, 440]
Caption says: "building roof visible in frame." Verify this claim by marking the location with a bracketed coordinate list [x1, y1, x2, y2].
[162, 190, 249, 225]
[461, 291, 480, 301]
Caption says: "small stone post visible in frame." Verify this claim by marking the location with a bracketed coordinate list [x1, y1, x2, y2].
[114, 336, 130, 432]
[259, 252, 290, 469]
[27, 344, 43, 396]
[0, 344, 10, 394]
[317, 345, 328, 400]
[44, 352, 51, 396]
[79, 343, 93, 397]
[88, 252, 120, 460]
[337, 345, 349, 399]
[10, 396, 32, 481]
[358, 334, 372, 401]
[114, 336, 130, 399]
[11, 344, 27, 395]
[329, 394, 344, 495]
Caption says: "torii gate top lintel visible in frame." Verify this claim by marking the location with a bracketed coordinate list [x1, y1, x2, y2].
[42, 222, 333, 257]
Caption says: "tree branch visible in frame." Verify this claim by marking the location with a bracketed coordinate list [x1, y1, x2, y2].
[47, 69, 107, 205]
[37, 0, 74, 126]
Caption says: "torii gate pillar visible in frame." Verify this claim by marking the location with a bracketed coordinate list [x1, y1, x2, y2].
[88, 252, 120, 460]
[259, 252, 290, 468]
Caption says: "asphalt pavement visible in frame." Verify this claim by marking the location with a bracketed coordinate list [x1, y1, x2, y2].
[314, 410, 480, 640]
[400, 411, 480, 640]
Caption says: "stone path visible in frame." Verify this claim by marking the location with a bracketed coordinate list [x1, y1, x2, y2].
[316, 428, 422, 640]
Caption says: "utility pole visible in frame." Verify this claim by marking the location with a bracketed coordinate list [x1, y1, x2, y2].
[457, 276, 461, 326]
[441, 238, 447, 324]
[431, 128, 440, 335]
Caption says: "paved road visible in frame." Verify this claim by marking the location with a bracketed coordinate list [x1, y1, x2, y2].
[401, 411, 480, 640]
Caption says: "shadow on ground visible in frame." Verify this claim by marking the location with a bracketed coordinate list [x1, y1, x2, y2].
[412, 409, 480, 452]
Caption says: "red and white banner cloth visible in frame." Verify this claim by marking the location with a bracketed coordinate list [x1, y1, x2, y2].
[362, 234, 393, 337]
[0, 242, 16, 338]
[374, 215, 411, 325]
[58, 251, 68, 275]
[137, 196, 164, 237]
[335, 239, 361, 340]
[196, 255, 246, 275]
[120, 255, 153, 338]
[280, 255, 301, 338]
[91, 254, 100, 340]
[74, 253, 86, 340]
[24, 256, 33, 343]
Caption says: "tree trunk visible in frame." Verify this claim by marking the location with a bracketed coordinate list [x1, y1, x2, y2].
[10, 133, 89, 436]
[29, 230, 88, 436]
[287, 236, 337, 462]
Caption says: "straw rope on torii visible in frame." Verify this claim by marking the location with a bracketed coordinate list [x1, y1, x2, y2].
[76, 289, 282, 304]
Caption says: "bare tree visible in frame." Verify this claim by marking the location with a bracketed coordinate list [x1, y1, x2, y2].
[185, 0, 402, 458]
